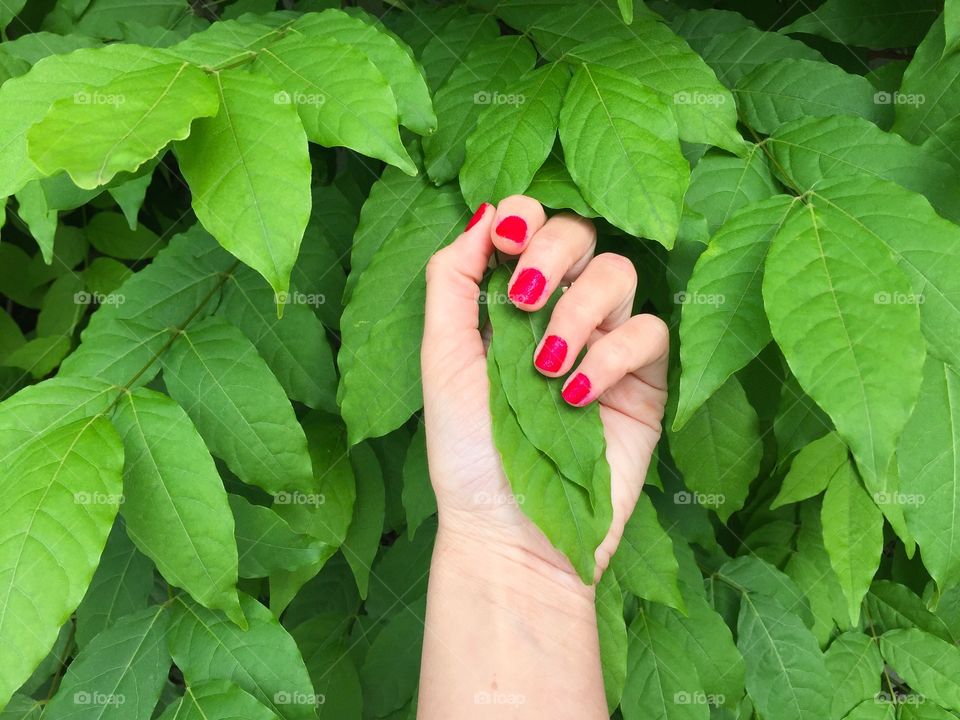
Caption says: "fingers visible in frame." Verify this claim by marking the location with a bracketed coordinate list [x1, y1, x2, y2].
[490, 194, 547, 254]
[423, 203, 496, 372]
[506, 212, 597, 310]
[560, 314, 670, 415]
[532, 253, 637, 377]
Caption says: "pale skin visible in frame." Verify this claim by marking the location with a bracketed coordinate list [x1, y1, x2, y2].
[417, 195, 670, 719]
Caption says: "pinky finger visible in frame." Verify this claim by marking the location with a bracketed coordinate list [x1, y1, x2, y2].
[560, 314, 669, 413]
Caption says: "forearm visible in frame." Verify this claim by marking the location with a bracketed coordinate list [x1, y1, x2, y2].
[417, 519, 608, 719]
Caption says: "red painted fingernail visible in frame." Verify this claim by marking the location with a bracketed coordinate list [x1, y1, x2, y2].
[508, 268, 546, 305]
[495, 215, 527, 243]
[535, 335, 567, 373]
[465, 203, 489, 231]
[562, 373, 591, 406]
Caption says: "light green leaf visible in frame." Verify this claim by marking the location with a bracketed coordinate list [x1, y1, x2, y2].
[291, 9, 436, 135]
[218, 265, 336, 412]
[597, 570, 627, 712]
[611, 495, 683, 611]
[113, 388, 243, 625]
[698, 26, 823, 88]
[177, 69, 311, 296]
[161, 316, 314, 494]
[675, 195, 798, 428]
[879, 629, 960, 711]
[821, 459, 884, 625]
[893, 18, 958, 143]
[228, 494, 323, 578]
[341, 444, 385, 598]
[900, 356, 960, 591]
[28, 62, 219, 189]
[253, 34, 415, 174]
[0, 416, 124, 709]
[824, 632, 883, 720]
[762, 195, 925, 521]
[863, 581, 955, 644]
[2, 335, 71, 378]
[559, 63, 688, 248]
[15, 180, 58, 263]
[338, 185, 465, 444]
[668, 375, 762, 521]
[459, 62, 569, 208]
[684, 148, 778, 233]
[43, 605, 170, 720]
[780, 0, 939, 49]
[156, 680, 277, 720]
[524, 157, 598, 217]
[169, 593, 317, 720]
[168, 18, 284, 67]
[772, 432, 848, 509]
[718, 555, 815, 625]
[423, 35, 537, 184]
[735, 59, 889, 136]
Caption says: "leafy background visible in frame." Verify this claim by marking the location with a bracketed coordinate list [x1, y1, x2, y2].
[0, 0, 958, 718]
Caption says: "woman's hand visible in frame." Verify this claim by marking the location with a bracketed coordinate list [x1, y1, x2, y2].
[421, 194, 670, 583]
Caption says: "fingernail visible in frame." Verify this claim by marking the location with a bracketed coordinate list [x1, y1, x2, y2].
[508, 268, 546, 305]
[535, 335, 567, 373]
[465, 203, 489, 231]
[495, 215, 527, 243]
[562, 373, 591, 406]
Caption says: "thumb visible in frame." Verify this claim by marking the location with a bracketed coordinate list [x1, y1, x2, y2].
[422, 203, 495, 375]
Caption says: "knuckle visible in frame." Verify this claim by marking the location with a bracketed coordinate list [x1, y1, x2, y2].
[425, 249, 452, 285]
[594, 252, 637, 285]
[638, 314, 670, 354]
[599, 336, 635, 374]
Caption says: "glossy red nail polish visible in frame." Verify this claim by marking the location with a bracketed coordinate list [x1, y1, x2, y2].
[562, 373, 591, 405]
[535, 335, 567, 373]
[465, 203, 489, 231]
[508, 268, 546, 305]
[496, 215, 527, 243]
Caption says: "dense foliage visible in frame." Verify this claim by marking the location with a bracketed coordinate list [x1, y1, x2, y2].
[0, 0, 958, 718]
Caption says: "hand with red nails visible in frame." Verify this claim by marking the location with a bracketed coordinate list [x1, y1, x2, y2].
[418, 196, 669, 720]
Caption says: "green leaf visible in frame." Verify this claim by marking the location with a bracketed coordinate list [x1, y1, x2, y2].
[423, 35, 538, 184]
[0, 416, 124, 709]
[218, 265, 336, 412]
[44, 605, 170, 720]
[559, 63, 688, 248]
[771, 432, 848, 508]
[85, 211, 164, 260]
[675, 195, 798, 428]
[735, 59, 889, 136]
[780, 0, 939, 48]
[113, 388, 243, 625]
[863, 581, 955, 644]
[176, 68, 311, 297]
[668, 375, 762, 521]
[290, 9, 436, 135]
[338, 185, 465, 444]
[762, 195, 926, 518]
[698, 26, 823, 88]
[156, 680, 277, 720]
[893, 18, 958, 143]
[359, 598, 425, 717]
[524, 157, 598, 217]
[668, 9, 755, 54]
[487, 267, 611, 504]
[228, 494, 324, 578]
[0, 695, 42, 719]
[621, 606, 708, 720]
[879, 629, 960, 711]
[610, 495, 683, 611]
[821, 458, 884, 625]
[28, 62, 219, 189]
[341, 443, 385, 598]
[824, 632, 883, 719]
[718, 555, 815, 626]
[15, 180, 58, 264]
[161, 316, 314, 494]
[899, 356, 960, 591]
[365, 517, 435, 621]
[564, 32, 746, 155]
[253, 34, 416, 174]
[684, 148, 779, 234]
[596, 570, 627, 712]
[459, 62, 569, 208]
[401, 423, 436, 539]
[2, 335, 71, 378]
[418, 12, 499, 92]
[75, 521, 154, 648]
[737, 593, 831, 720]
